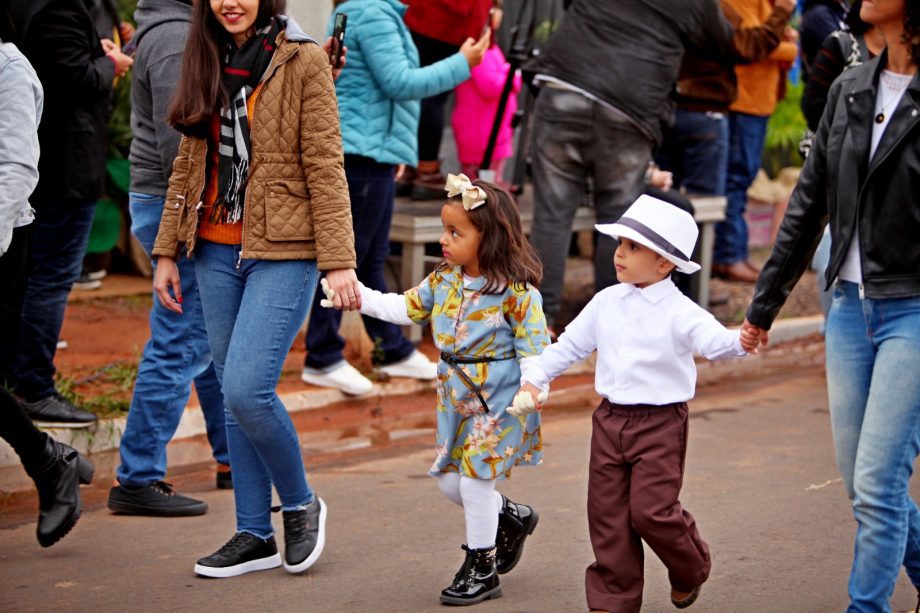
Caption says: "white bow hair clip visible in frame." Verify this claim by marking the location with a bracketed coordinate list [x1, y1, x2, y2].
[444, 173, 487, 211]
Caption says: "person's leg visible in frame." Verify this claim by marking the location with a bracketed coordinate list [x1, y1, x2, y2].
[459, 477, 502, 549]
[0, 224, 30, 389]
[714, 112, 769, 267]
[585, 401, 644, 613]
[194, 364, 230, 468]
[0, 386, 48, 470]
[13, 198, 96, 402]
[675, 110, 729, 197]
[353, 165, 416, 365]
[591, 106, 653, 292]
[436, 472, 463, 506]
[838, 292, 920, 611]
[626, 403, 710, 595]
[116, 194, 224, 491]
[529, 88, 593, 328]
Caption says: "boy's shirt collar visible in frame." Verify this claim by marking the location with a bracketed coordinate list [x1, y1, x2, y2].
[621, 277, 676, 304]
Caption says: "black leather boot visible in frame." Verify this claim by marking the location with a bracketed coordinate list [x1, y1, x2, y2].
[496, 495, 539, 574]
[28, 436, 94, 547]
[439, 545, 502, 606]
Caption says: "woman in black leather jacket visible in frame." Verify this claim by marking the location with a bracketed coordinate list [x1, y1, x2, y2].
[744, 1, 920, 610]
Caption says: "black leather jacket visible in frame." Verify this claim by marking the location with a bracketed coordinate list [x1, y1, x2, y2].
[747, 53, 920, 330]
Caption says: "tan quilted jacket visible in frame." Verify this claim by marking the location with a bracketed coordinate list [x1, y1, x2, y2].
[152, 33, 356, 271]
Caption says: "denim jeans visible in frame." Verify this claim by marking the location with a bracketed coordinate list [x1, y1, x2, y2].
[115, 193, 228, 487]
[305, 156, 414, 370]
[530, 87, 652, 325]
[825, 282, 920, 612]
[714, 112, 770, 265]
[195, 240, 317, 538]
[13, 198, 96, 401]
[655, 109, 729, 196]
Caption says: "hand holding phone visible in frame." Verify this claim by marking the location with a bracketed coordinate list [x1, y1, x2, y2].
[329, 13, 347, 69]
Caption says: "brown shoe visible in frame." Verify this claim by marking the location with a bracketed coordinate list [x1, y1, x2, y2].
[711, 261, 758, 283]
[671, 585, 702, 609]
[743, 259, 762, 274]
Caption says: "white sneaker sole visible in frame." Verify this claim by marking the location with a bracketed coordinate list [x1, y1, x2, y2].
[194, 553, 281, 578]
[300, 371, 373, 396]
[283, 498, 327, 574]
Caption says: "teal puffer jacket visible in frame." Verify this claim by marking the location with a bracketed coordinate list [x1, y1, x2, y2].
[328, 0, 470, 166]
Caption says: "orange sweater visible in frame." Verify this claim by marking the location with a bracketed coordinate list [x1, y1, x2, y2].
[197, 84, 263, 244]
[726, 0, 798, 116]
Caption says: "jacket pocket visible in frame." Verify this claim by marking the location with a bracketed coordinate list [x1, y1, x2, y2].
[264, 179, 314, 242]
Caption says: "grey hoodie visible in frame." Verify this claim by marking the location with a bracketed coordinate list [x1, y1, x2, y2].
[128, 0, 192, 195]
[0, 42, 42, 257]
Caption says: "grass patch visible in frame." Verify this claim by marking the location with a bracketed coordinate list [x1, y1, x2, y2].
[56, 358, 139, 418]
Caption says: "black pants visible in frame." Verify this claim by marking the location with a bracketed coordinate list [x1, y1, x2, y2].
[0, 225, 30, 389]
[412, 31, 459, 163]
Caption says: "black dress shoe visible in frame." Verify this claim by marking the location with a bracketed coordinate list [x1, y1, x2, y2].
[29, 436, 94, 547]
[194, 532, 281, 578]
[108, 481, 208, 516]
[496, 495, 539, 574]
[440, 545, 502, 606]
[22, 393, 97, 428]
[281, 497, 327, 573]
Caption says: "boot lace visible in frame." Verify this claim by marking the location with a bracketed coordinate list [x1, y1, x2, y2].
[150, 481, 176, 496]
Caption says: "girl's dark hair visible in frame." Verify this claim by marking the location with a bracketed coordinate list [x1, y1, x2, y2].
[444, 181, 542, 294]
[845, 0, 871, 36]
[0, 0, 17, 44]
[167, 0, 286, 136]
[905, 0, 920, 66]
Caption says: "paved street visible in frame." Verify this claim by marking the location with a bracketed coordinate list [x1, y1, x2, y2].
[1, 366, 917, 612]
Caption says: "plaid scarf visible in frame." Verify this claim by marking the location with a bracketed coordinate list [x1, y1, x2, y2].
[213, 18, 281, 223]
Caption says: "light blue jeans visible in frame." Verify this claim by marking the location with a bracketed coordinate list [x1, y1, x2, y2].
[825, 281, 920, 612]
[117, 193, 228, 486]
[194, 240, 318, 538]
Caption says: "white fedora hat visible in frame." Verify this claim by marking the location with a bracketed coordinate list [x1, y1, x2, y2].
[595, 194, 701, 274]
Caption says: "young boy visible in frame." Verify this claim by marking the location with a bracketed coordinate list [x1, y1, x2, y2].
[510, 195, 758, 612]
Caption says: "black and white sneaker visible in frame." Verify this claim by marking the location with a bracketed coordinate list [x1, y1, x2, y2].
[22, 393, 97, 428]
[194, 532, 282, 578]
[282, 497, 327, 574]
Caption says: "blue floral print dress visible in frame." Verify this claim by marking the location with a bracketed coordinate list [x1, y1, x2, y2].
[404, 266, 550, 480]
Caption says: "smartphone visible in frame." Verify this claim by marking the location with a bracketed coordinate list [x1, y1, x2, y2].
[329, 13, 347, 69]
[122, 40, 137, 57]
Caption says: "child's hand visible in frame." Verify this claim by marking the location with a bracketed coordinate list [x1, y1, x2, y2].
[740, 318, 769, 354]
[506, 383, 547, 417]
[319, 278, 337, 308]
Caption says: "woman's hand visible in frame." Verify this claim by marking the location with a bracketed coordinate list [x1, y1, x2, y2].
[102, 38, 134, 79]
[321, 36, 347, 80]
[324, 268, 361, 310]
[153, 256, 183, 314]
[460, 28, 490, 69]
[741, 318, 769, 352]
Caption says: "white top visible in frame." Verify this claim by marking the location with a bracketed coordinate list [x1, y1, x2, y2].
[519, 278, 745, 405]
[838, 69, 913, 284]
[356, 274, 483, 325]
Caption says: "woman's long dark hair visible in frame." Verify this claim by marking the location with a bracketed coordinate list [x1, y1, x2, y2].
[846, 0, 872, 36]
[443, 181, 542, 294]
[905, 0, 920, 66]
[167, 0, 286, 136]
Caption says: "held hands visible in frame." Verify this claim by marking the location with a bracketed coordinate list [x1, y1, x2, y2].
[506, 383, 548, 417]
[153, 256, 183, 315]
[101, 38, 134, 78]
[459, 28, 490, 68]
[740, 318, 770, 354]
[322, 269, 361, 311]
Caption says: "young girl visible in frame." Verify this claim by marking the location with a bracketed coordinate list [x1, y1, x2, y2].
[323, 174, 549, 605]
[450, 3, 521, 185]
[152, 0, 360, 578]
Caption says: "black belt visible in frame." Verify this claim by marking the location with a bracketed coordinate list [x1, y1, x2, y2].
[440, 352, 515, 414]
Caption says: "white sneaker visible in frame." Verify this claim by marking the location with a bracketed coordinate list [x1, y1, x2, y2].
[301, 361, 374, 395]
[378, 350, 437, 380]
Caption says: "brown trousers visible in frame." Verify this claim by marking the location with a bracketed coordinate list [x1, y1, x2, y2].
[585, 399, 710, 613]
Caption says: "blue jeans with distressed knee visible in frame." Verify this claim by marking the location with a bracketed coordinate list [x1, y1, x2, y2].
[825, 281, 920, 612]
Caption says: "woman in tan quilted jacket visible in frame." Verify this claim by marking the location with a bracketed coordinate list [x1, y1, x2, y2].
[150, 0, 359, 579]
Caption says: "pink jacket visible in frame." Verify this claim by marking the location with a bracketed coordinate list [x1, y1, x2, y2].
[451, 45, 522, 167]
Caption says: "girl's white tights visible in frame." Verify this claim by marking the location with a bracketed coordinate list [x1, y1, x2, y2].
[436, 473, 504, 549]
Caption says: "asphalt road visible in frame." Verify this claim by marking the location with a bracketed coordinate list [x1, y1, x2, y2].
[1, 367, 917, 612]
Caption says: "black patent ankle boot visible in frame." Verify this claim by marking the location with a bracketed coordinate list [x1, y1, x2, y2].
[28, 436, 94, 547]
[439, 545, 502, 606]
[496, 495, 539, 574]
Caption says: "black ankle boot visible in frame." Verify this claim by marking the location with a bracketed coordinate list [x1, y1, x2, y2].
[439, 545, 502, 606]
[496, 495, 539, 574]
[28, 436, 94, 547]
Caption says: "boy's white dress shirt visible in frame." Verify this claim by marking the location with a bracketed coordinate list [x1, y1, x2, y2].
[520, 278, 745, 405]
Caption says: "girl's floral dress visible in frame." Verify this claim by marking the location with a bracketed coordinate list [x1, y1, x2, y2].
[404, 266, 550, 480]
